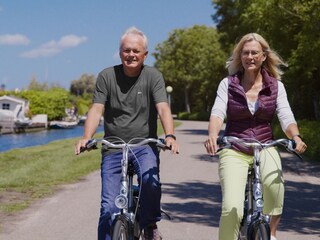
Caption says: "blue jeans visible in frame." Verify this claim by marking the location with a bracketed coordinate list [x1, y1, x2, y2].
[97, 145, 162, 240]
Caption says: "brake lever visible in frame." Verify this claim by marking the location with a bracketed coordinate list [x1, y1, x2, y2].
[286, 140, 304, 160]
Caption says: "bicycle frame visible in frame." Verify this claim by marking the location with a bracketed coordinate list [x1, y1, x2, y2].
[218, 136, 296, 240]
[239, 147, 271, 240]
[82, 137, 168, 240]
[112, 143, 140, 239]
[249, 147, 270, 222]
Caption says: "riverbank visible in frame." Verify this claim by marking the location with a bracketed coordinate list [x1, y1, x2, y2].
[1, 124, 47, 134]
[0, 125, 104, 152]
[0, 121, 181, 229]
[0, 134, 103, 229]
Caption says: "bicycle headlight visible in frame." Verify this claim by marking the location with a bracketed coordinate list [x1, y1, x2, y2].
[115, 194, 128, 209]
[256, 199, 264, 208]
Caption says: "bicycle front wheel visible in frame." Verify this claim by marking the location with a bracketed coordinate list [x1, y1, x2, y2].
[249, 221, 270, 240]
[237, 225, 247, 240]
[112, 217, 128, 240]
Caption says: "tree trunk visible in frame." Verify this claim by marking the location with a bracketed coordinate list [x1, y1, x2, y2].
[313, 96, 320, 120]
[184, 87, 190, 113]
[312, 70, 320, 120]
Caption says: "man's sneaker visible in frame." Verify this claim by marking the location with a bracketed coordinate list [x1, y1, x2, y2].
[142, 223, 162, 240]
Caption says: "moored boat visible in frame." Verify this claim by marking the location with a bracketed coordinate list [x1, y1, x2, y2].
[49, 121, 78, 129]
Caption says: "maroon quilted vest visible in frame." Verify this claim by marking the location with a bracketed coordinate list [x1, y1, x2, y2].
[225, 69, 278, 155]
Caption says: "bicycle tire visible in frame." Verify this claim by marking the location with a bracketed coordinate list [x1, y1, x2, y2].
[112, 217, 129, 240]
[237, 225, 247, 240]
[248, 220, 270, 240]
[133, 212, 141, 240]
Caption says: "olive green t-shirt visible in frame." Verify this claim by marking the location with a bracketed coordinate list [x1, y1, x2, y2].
[93, 64, 167, 144]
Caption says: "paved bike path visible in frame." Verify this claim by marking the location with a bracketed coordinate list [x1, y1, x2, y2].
[1, 120, 319, 239]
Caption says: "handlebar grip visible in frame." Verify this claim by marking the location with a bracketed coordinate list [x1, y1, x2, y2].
[158, 138, 171, 150]
[158, 138, 179, 153]
[217, 137, 223, 145]
[80, 139, 98, 152]
[288, 139, 296, 150]
[87, 139, 98, 149]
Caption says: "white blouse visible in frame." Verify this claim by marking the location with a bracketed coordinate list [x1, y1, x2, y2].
[211, 77, 296, 132]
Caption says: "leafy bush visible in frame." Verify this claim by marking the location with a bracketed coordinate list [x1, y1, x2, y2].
[273, 120, 320, 161]
[177, 111, 210, 121]
[189, 112, 210, 121]
[19, 89, 70, 121]
[177, 112, 191, 120]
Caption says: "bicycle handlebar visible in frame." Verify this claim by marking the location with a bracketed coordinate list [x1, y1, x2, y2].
[218, 136, 297, 152]
[80, 137, 170, 152]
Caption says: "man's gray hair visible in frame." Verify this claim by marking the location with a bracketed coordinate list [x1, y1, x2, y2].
[120, 26, 148, 51]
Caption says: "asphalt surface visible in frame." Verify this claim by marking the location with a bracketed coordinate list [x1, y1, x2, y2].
[1, 120, 319, 240]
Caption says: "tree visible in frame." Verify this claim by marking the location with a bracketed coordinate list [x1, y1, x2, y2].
[69, 74, 95, 116]
[19, 89, 70, 121]
[153, 25, 227, 113]
[69, 92, 92, 116]
[212, 0, 252, 53]
[70, 74, 95, 96]
[28, 75, 49, 91]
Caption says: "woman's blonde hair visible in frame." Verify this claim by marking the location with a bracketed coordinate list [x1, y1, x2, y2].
[226, 33, 287, 80]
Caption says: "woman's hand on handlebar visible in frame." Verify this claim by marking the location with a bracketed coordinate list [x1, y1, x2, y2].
[292, 136, 307, 154]
[204, 135, 219, 156]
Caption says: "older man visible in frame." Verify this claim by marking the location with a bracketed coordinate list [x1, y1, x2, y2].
[75, 26, 179, 240]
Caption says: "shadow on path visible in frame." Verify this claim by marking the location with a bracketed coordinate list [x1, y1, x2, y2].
[281, 152, 320, 177]
[161, 181, 221, 227]
[280, 179, 320, 235]
[279, 152, 320, 235]
[174, 124, 320, 236]
[162, 153, 320, 236]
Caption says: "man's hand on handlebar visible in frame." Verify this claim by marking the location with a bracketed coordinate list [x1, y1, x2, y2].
[165, 137, 179, 154]
[74, 138, 91, 155]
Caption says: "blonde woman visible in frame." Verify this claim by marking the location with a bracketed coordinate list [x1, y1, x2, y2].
[205, 33, 307, 240]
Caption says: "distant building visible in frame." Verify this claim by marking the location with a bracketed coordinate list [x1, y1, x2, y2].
[0, 95, 29, 117]
[0, 95, 31, 133]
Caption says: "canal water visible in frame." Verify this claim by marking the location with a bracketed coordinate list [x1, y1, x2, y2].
[0, 125, 104, 152]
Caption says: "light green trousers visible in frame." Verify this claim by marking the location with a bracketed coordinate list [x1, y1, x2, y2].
[218, 147, 284, 240]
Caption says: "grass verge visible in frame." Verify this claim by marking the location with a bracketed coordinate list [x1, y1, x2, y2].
[0, 121, 182, 222]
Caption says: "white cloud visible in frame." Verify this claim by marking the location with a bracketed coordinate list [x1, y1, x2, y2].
[21, 34, 88, 58]
[0, 34, 30, 45]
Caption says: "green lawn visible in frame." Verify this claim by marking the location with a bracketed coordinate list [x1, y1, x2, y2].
[0, 121, 181, 218]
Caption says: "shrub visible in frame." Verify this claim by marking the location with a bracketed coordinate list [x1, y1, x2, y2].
[177, 112, 190, 120]
[177, 111, 210, 121]
[189, 112, 210, 121]
[273, 120, 320, 162]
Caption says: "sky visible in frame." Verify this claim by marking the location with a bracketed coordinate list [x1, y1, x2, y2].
[0, 0, 215, 91]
